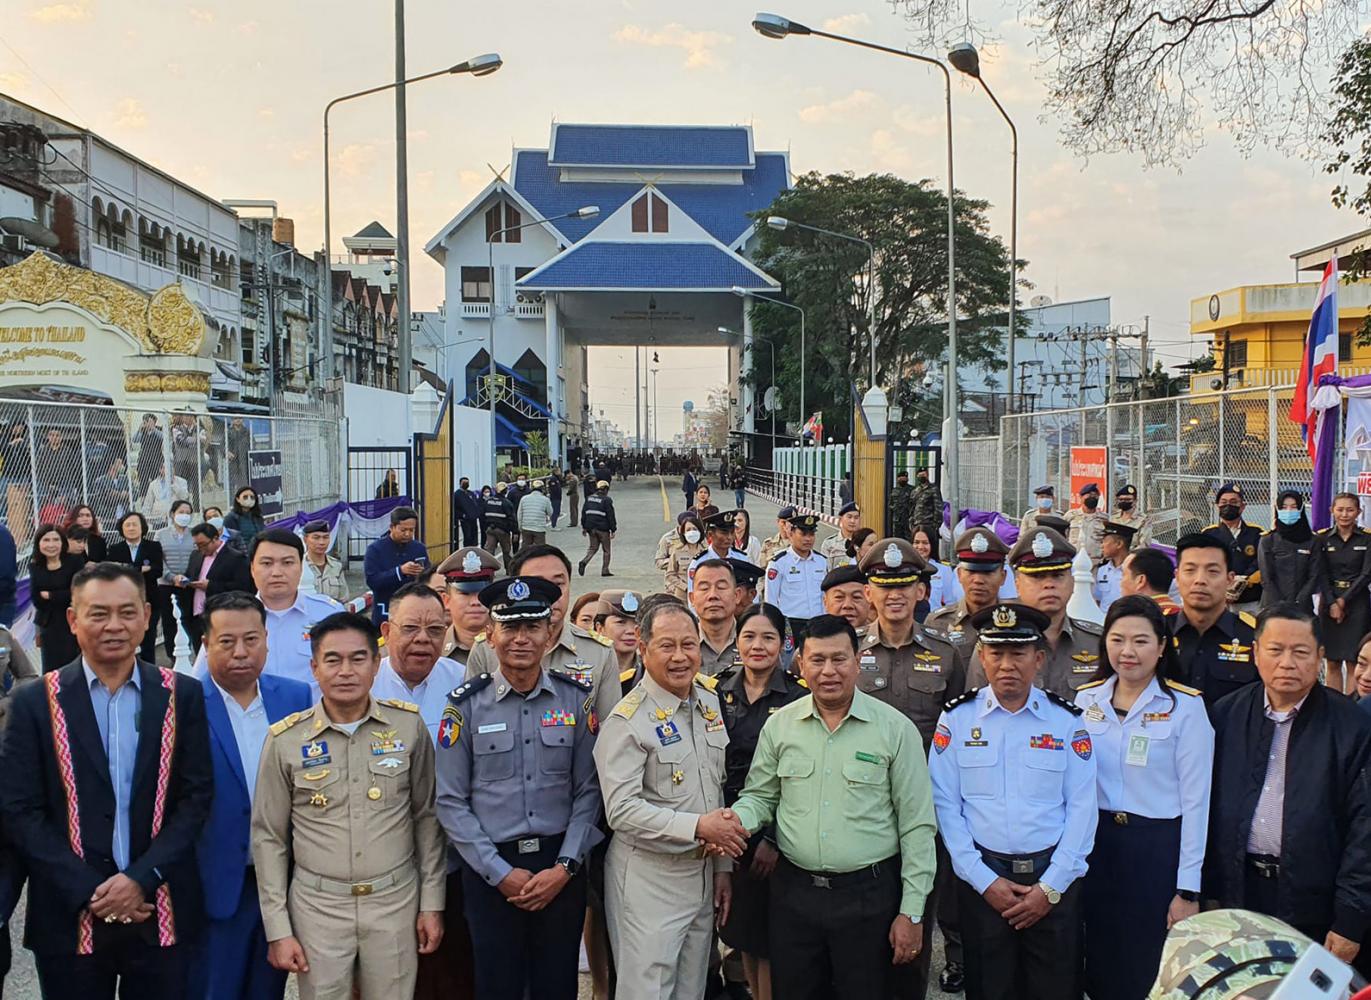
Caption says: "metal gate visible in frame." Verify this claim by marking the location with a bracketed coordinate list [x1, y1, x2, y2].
[346, 447, 412, 562]
[885, 443, 942, 536]
[414, 394, 454, 564]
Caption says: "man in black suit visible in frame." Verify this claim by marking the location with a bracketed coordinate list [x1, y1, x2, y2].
[0, 815, 22, 996]
[0, 560, 213, 997]
[184, 522, 254, 650]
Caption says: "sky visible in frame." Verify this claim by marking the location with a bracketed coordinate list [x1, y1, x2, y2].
[1, 0, 1358, 438]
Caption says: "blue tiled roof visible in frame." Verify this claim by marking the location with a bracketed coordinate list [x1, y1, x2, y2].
[513, 150, 788, 247]
[549, 124, 752, 169]
[518, 242, 777, 291]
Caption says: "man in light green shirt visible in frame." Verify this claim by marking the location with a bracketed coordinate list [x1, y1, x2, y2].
[730, 613, 937, 999]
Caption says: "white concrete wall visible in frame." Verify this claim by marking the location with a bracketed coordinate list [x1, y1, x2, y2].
[344, 382, 414, 448]
[452, 403, 494, 486]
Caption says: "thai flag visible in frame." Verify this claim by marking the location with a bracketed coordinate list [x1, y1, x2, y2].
[1291, 253, 1339, 460]
[803, 411, 823, 442]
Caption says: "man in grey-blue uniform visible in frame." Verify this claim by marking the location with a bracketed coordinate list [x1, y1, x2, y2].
[435, 575, 602, 1000]
[928, 603, 1098, 1000]
[686, 510, 748, 595]
[765, 512, 827, 652]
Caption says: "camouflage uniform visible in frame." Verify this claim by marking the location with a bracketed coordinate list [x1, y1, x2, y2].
[1147, 909, 1323, 1000]
[887, 481, 914, 541]
[910, 478, 942, 538]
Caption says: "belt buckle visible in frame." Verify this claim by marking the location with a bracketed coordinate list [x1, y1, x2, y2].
[1011, 859, 1034, 875]
[810, 874, 831, 889]
[351, 882, 373, 896]
[1113, 812, 1129, 826]
[517, 838, 541, 855]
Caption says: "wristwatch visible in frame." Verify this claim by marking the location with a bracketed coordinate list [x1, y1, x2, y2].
[556, 856, 580, 877]
[902, 913, 922, 925]
[1176, 889, 1200, 902]
[1037, 882, 1062, 905]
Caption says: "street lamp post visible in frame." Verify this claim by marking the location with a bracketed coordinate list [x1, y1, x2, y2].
[949, 43, 1017, 416]
[751, 12, 960, 547]
[487, 206, 599, 485]
[732, 287, 804, 446]
[321, 53, 501, 385]
[765, 216, 877, 389]
[719, 325, 777, 459]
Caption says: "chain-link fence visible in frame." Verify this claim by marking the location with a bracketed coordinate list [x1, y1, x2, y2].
[960, 437, 1001, 513]
[0, 398, 342, 571]
[999, 384, 1309, 545]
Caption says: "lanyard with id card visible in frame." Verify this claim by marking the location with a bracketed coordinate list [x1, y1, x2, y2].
[1126, 733, 1150, 767]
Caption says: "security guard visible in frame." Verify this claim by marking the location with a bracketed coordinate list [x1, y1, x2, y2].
[252, 612, 447, 1000]
[1092, 521, 1136, 614]
[435, 576, 602, 1000]
[1020, 485, 1056, 532]
[1201, 483, 1263, 610]
[1064, 483, 1107, 565]
[766, 512, 828, 646]
[594, 601, 733, 1000]
[855, 538, 967, 750]
[758, 505, 796, 568]
[482, 484, 517, 568]
[1172, 532, 1258, 710]
[578, 480, 617, 577]
[968, 527, 1104, 696]
[927, 604, 1098, 1000]
[927, 527, 1012, 656]
[1111, 484, 1151, 547]
[434, 546, 499, 667]
[688, 511, 748, 595]
[728, 557, 765, 615]
[888, 470, 914, 541]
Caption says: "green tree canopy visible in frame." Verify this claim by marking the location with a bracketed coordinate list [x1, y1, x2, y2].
[746, 171, 1017, 441]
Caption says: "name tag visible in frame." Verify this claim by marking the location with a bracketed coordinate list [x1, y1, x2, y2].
[656, 721, 682, 746]
[478, 723, 507, 734]
[1126, 734, 1150, 767]
[860, 655, 878, 671]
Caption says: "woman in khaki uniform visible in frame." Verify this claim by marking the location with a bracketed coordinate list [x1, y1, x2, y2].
[657, 513, 706, 600]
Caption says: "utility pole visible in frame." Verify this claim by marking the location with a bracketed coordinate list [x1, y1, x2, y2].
[634, 346, 641, 451]
[393, 0, 412, 394]
[1140, 315, 1150, 394]
[1108, 331, 1119, 403]
[1079, 327, 1088, 404]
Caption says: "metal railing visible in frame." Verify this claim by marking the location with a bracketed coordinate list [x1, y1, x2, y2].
[745, 466, 846, 520]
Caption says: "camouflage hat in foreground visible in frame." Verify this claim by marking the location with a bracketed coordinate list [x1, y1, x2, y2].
[1147, 909, 1320, 1000]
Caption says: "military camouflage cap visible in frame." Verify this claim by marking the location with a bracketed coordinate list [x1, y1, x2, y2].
[1147, 909, 1314, 1000]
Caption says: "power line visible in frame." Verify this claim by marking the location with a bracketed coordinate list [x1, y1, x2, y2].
[0, 33, 86, 126]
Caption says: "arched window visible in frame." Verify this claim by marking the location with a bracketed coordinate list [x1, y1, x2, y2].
[485, 201, 523, 243]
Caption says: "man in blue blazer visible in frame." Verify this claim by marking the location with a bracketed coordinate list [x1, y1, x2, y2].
[191, 592, 311, 1000]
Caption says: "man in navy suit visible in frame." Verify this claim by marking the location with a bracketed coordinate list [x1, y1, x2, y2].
[190, 591, 312, 1000]
[0, 560, 212, 997]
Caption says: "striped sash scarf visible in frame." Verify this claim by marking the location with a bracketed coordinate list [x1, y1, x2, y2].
[44, 667, 180, 954]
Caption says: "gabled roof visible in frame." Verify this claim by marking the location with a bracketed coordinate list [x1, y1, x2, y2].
[511, 149, 789, 248]
[423, 177, 569, 260]
[516, 241, 779, 293]
[353, 221, 393, 239]
[548, 124, 754, 170]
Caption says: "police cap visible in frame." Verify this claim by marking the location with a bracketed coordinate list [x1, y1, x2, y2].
[1102, 521, 1138, 545]
[478, 576, 562, 622]
[1034, 513, 1071, 535]
[788, 513, 819, 532]
[954, 526, 1010, 571]
[1008, 527, 1076, 573]
[1214, 481, 1243, 503]
[1032, 484, 1055, 497]
[437, 546, 501, 593]
[1115, 483, 1138, 499]
[821, 564, 867, 592]
[777, 505, 798, 520]
[728, 559, 765, 588]
[702, 509, 736, 533]
[970, 603, 1050, 645]
[597, 589, 641, 618]
[838, 501, 860, 517]
[857, 537, 927, 587]
[1078, 482, 1100, 497]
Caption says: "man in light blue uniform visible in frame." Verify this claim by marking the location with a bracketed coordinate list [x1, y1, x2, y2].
[1091, 522, 1135, 614]
[765, 513, 828, 648]
[194, 528, 343, 697]
[686, 510, 747, 595]
[928, 603, 1098, 1000]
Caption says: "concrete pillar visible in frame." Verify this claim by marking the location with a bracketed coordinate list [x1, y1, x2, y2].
[742, 303, 756, 439]
[545, 298, 561, 463]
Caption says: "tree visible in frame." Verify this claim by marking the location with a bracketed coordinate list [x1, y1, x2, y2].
[896, 0, 1358, 166]
[747, 171, 1015, 441]
[1324, 36, 1371, 348]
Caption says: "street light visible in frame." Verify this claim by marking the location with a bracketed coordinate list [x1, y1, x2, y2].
[719, 325, 777, 459]
[488, 205, 599, 484]
[321, 53, 502, 385]
[949, 42, 1018, 418]
[732, 287, 805, 447]
[753, 12, 960, 552]
[765, 216, 877, 389]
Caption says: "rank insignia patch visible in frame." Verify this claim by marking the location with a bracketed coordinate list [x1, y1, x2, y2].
[1071, 730, 1093, 760]
[932, 724, 952, 754]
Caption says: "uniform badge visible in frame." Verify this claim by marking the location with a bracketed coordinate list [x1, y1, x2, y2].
[1031, 533, 1053, 559]
[542, 709, 576, 727]
[656, 721, 682, 746]
[1217, 639, 1251, 661]
[654, 707, 674, 721]
[1083, 704, 1106, 723]
[370, 737, 406, 755]
[883, 543, 902, 568]
[437, 705, 463, 748]
[462, 550, 482, 574]
[1143, 711, 1171, 724]
[1029, 733, 1064, 751]
[301, 769, 330, 781]
[508, 579, 530, 601]
[309, 792, 329, 808]
[932, 724, 952, 754]
[374, 757, 403, 769]
[992, 606, 1017, 629]
[912, 650, 942, 672]
[1071, 730, 1093, 760]
[964, 726, 988, 748]
[704, 716, 725, 733]
[970, 533, 990, 554]
[767, 567, 778, 581]
[301, 740, 331, 766]
[671, 769, 685, 785]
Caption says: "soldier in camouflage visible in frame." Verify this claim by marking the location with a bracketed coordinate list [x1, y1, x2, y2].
[888, 470, 914, 541]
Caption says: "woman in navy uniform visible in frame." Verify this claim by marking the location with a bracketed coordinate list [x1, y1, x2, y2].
[716, 603, 807, 1000]
[1314, 491, 1371, 694]
[1074, 595, 1214, 999]
[1257, 490, 1317, 613]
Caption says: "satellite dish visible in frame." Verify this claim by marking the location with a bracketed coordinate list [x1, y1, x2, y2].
[763, 386, 780, 412]
[1029, 295, 1053, 308]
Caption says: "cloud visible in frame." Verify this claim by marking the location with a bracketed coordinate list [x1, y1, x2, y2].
[0, 72, 27, 90]
[891, 104, 944, 138]
[288, 146, 313, 165]
[870, 129, 914, 171]
[28, 1, 90, 23]
[798, 89, 877, 123]
[188, 7, 213, 22]
[821, 13, 870, 32]
[257, 107, 274, 120]
[237, 20, 258, 33]
[112, 98, 146, 130]
[336, 142, 378, 179]
[613, 23, 732, 69]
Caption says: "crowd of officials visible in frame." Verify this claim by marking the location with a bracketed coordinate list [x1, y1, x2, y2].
[0, 466, 1369, 1000]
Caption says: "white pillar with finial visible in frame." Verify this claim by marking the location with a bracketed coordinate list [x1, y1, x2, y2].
[171, 593, 194, 674]
[1065, 546, 1103, 624]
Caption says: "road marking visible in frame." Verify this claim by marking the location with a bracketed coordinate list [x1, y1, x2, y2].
[658, 475, 670, 522]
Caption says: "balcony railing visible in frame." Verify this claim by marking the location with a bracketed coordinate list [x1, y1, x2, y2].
[461, 301, 491, 318]
[514, 300, 545, 319]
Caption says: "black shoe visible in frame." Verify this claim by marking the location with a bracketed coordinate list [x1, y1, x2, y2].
[940, 962, 965, 993]
[601, 570, 614, 577]
[577, 561, 586, 576]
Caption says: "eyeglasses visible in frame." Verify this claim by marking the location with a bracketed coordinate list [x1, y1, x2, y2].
[396, 624, 448, 640]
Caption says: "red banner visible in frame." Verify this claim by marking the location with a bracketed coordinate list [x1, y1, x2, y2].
[1069, 447, 1108, 510]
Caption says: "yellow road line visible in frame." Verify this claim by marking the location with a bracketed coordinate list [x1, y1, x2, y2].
[658, 475, 670, 522]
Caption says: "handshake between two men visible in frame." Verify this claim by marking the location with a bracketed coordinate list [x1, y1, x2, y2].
[696, 808, 750, 857]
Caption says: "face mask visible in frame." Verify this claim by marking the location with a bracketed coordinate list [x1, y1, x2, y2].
[1277, 509, 1302, 525]
[1219, 504, 1240, 521]
[517, 478, 527, 487]
[684, 528, 701, 544]
[240, 497, 256, 509]
[208, 516, 225, 530]
[1116, 500, 1134, 512]
[1037, 497, 1052, 509]
[173, 512, 192, 527]
[1083, 495, 1099, 510]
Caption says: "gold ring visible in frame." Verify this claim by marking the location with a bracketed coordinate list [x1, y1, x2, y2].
[121, 916, 132, 924]
[104, 915, 115, 924]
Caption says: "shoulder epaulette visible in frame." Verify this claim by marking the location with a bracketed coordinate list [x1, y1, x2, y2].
[1044, 689, 1083, 715]
[1075, 679, 1107, 691]
[568, 622, 591, 638]
[269, 708, 310, 737]
[769, 548, 787, 562]
[694, 672, 719, 691]
[1238, 611, 1257, 629]
[448, 674, 492, 704]
[379, 698, 418, 713]
[794, 675, 810, 689]
[713, 665, 738, 684]
[612, 686, 645, 719]
[473, 632, 488, 644]
[1165, 679, 1202, 697]
[944, 687, 980, 712]
[619, 667, 637, 684]
[1071, 617, 1103, 633]
[586, 630, 613, 647]
[1202, 523, 1220, 531]
[1259, 528, 1272, 536]
[550, 666, 593, 691]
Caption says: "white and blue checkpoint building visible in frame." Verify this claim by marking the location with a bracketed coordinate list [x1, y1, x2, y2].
[425, 123, 790, 467]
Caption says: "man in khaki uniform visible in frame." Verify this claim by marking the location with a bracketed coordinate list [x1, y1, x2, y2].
[1020, 485, 1056, 533]
[252, 612, 447, 1000]
[926, 526, 1012, 656]
[463, 543, 619, 726]
[1063, 483, 1107, 566]
[434, 546, 498, 668]
[594, 601, 745, 1000]
[757, 505, 795, 578]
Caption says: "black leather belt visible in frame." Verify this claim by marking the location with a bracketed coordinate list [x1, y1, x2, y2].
[1246, 853, 1280, 879]
[496, 834, 564, 858]
[975, 842, 1055, 878]
[1101, 810, 1180, 828]
[780, 854, 896, 889]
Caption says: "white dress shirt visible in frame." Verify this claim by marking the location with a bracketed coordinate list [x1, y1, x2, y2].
[194, 588, 343, 696]
[372, 655, 464, 744]
[213, 680, 269, 805]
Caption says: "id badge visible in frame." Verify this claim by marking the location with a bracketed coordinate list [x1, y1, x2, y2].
[1125, 733, 1150, 767]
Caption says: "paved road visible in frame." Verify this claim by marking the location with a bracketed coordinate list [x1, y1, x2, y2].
[3, 478, 959, 998]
